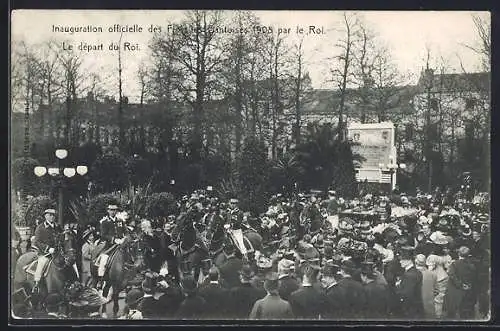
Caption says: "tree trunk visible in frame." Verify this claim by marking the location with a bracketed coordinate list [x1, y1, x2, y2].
[118, 35, 125, 152]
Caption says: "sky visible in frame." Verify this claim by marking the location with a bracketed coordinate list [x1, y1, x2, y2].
[11, 10, 490, 105]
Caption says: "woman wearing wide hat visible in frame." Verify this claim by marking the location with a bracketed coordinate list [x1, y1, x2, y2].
[81, 228, 96, 286]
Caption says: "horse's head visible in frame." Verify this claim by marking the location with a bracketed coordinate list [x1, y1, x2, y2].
[122, 237, 146, 270]
[56, 231, 78, 267]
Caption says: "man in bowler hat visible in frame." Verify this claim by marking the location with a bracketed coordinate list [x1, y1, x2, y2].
[395, 246, 424, 319]
[335, 259, 366, 319]
[228, 264, 266, 319]
[249, 272, 294, 319]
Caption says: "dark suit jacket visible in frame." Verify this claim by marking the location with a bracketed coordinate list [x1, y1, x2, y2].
[33, 222, 59, 253]
[415, 240, 434, 257]
[278, 275, 300, 301]
[335, 276, 367, 319]
[228, 283, 267, 319]
[395, 266, 424, 318]
[100, 217, 116, 243]
[249, 294, 294, 319]
[363, 280, 392, 319]
[288, 285, 326, 320]
[323, 283, 343, 319]
[218, 255, 243, 289]
[198, 282, 230, 319]
[155, 286, 183, 319]
[141, 233, 163, 272]
[444, 258, 477, 317]
[176, 295, 207, 319]
[139, 296, 157, 319]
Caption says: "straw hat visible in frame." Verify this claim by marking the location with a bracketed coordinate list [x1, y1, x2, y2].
[430, 231, 449, 245]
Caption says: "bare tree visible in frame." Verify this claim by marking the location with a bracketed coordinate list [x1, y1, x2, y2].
[117, 32, 125, 152]
[351, 22, 376, 123]
[58, 50, 84, 146]
[330, 12, 358, 140]
[12, 41, 42, 155]
[458, 14, 491, 139]
[462, 14, 491, 72]
[292, 37, 305, 145]
[174, 10, 227, 162]
[36, 40, 63, 138]
[88, 73, 107, 144]
[265, 32, 292, 160]
[148, 26, 184, 156]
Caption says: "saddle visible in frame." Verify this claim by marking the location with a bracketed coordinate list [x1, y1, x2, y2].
[24, 258, 52, 279]
[228, 229, 254, 255]
[93, 244, 120, 275]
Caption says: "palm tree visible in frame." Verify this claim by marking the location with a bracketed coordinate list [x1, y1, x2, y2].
[270, 152, 304, 194]
[296, 122, 361, 196]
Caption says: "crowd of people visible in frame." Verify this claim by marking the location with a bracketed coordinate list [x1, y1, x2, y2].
[11, 186, 490, 321]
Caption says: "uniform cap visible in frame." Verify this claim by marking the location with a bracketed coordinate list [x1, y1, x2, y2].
[44, 209, 56, 215]
[107, 205, 118, 210]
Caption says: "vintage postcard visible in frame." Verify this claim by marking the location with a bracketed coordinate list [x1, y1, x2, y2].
[10, 10, 490, 323]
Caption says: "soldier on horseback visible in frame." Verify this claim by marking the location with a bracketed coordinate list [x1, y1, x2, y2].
[96, 204, 127, 289]
[32, 209, 61, 293]
[225, 198, 249, 255]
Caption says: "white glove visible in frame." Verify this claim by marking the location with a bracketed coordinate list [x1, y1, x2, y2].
[114, 238, 123, 244]
[48, 247, 55, 254]
[159, 267, 169, 277]
[224, 224, 231, 230]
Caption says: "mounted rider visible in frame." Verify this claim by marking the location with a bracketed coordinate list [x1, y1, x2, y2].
[96, 204, 127, 289]
[32, 208, 61, 292]
[225, 197, 249, 255]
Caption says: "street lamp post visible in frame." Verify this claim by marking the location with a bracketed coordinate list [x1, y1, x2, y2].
[34, 148, 88, 226]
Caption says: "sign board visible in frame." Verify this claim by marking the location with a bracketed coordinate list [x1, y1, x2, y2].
[347, 122, 396, 184]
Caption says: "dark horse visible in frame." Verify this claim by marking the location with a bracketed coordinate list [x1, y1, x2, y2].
[171, 211, 209, 282]
[203, 213, 263, 268]
[14, 231, 79, 310]
[93, 235, 146, 318]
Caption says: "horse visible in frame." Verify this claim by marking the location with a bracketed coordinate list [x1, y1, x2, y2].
[203, 211, 263, 268]
[171, 211, 209, 282]
[14, 231, 79, 310]
[94, 235, 146, 318]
